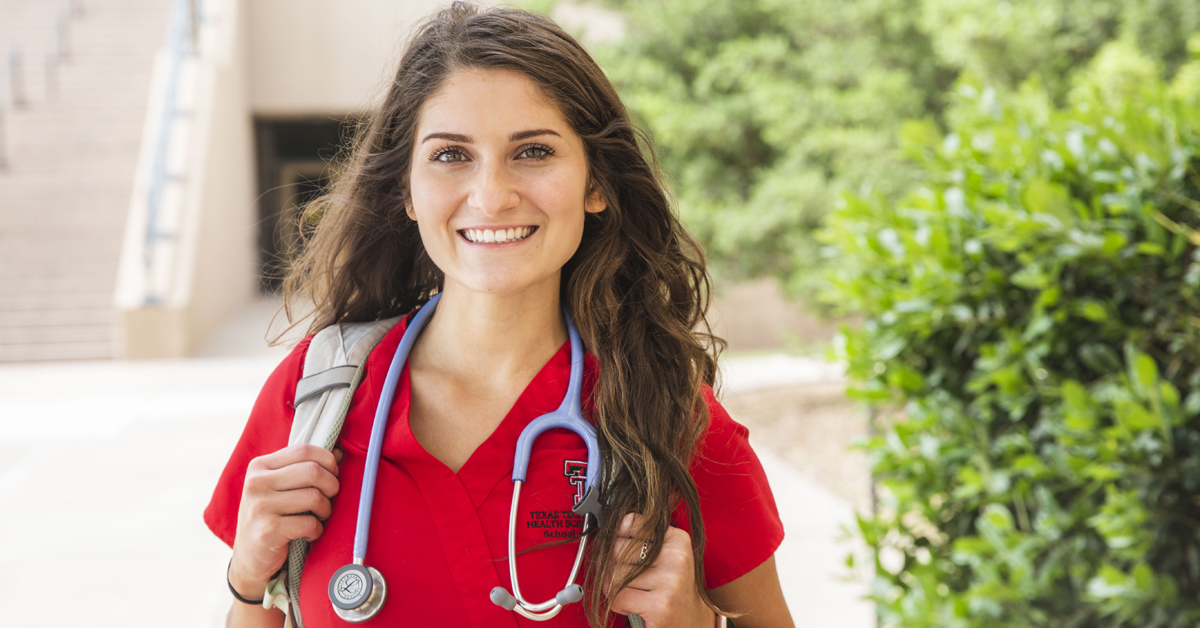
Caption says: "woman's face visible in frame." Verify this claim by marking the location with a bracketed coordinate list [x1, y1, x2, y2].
[406, 67, 604, 300]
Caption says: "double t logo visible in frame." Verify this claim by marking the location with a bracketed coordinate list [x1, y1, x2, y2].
[563, 460, 587, 507]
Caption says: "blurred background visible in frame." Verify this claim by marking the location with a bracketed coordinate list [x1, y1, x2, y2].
[1, 0, 1198, 626]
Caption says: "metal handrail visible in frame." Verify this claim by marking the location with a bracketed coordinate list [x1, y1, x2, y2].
[8, 45, 26, 107]
[1, 2, 80, 171]
[0, 99, 8, 170]
[57, 0, 72, 60]
[142, 0, 199, 304]
[1, 46, 16, 171]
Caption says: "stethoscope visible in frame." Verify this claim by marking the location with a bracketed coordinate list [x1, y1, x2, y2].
[328, 293, 603, 622]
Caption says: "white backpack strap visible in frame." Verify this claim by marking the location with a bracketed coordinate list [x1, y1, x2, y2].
[267, 315, 402, 627]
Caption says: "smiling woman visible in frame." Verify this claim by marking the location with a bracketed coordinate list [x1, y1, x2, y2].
[405, 68, 605, 300]
[203, 3, 794, 628]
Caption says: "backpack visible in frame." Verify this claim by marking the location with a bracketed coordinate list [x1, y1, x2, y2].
[262, 316, 401, 628]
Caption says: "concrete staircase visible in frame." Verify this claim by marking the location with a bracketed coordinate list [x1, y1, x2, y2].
[0, 0, 171, 361]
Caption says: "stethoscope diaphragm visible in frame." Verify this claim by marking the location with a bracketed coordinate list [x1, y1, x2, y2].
[329, 563, 387, 622]
[325, 293, 598, 622]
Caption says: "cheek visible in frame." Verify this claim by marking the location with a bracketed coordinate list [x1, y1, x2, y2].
[409, 176, 461, 234]
[528, 171, 589, 225]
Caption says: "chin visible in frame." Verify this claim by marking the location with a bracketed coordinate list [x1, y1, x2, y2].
[451, 270, 560, 298]
[459, 278, 536, 296]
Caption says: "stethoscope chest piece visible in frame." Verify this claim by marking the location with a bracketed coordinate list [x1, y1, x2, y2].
[329, 563, 387, 623]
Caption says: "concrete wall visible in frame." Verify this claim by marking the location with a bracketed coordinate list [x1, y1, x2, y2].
[115, 0, 259, 358]
[248, 0, 448, 116]
[184, 0, 259, 354]
[116, 0, 458, 358]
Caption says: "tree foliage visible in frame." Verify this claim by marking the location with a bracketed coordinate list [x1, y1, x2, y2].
[574, 0, 1198, 295]
[820, 41, 1200, 626]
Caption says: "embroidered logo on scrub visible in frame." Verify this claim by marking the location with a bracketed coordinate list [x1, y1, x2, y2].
[564, 459, 587, 506]
[523, 459, 588, 539]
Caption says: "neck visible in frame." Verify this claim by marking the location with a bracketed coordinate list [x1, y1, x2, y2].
[411, 277, 569, 387]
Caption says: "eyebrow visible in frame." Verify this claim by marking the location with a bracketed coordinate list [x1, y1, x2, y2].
[419, 129, 561, 144]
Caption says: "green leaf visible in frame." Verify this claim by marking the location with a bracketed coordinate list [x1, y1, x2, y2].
[1132, 352, 1159, 393]
[1062, 380, 1096, 431]
[1160, 381, 1181, 411]
[1075, 299, 1108, 322]
[1022, 178, 1073, 223]
[1132, 563, 1155, 591]
[1012, 264, 1051, 289]
[1102, 231, 1128, 254]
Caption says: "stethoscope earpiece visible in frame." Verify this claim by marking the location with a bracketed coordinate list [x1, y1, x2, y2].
[490, 586, 519, 610]
[329, 563, 387, 623]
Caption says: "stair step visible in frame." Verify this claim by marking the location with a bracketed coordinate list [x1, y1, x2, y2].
[0, 263, 119, 281]
[0, 0, 174, 361]
[0, 340, 113, 362]
[0, 323, 111, 344]
[0, 291, 115, 311]
[0, 308, 113, 328]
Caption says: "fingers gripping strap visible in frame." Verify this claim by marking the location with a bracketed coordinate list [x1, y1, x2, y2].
[285, 357, 371, 627]
[280, 318, 396, 627]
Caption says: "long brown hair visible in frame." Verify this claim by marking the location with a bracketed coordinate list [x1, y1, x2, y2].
[281, 3, 725, 624]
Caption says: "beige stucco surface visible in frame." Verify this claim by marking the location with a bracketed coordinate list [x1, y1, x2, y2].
[248, 0, 451, 116]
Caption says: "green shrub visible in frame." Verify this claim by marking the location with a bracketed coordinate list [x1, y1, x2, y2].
[820, 41, 1200, 627]
[551, 0, 1200, 298]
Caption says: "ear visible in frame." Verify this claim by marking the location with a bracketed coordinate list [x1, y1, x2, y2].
[399, 176, 417, 220]
[585, 183, 607, 214]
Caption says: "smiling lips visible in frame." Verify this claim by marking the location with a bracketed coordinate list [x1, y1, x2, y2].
[459, 226, 537, 244]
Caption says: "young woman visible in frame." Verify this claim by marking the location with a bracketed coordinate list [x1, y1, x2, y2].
[204, 4, 793, 627]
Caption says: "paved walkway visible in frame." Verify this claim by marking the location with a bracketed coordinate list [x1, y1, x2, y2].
[0, 300, 872, 627]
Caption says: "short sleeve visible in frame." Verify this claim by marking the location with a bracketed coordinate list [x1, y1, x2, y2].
[202, 337, 313, 547]
[672, 385, 785, 589]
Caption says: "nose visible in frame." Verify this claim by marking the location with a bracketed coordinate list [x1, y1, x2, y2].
[468, 158, 520, 216]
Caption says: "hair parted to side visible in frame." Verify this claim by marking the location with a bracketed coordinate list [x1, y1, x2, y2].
[281, 2, 726, 624]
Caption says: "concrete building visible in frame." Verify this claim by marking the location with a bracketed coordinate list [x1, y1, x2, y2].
[0, 2, 872, 626]
[3, 0, 469, 361]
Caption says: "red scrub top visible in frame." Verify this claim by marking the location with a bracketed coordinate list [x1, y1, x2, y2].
[205, 314, 784, 627]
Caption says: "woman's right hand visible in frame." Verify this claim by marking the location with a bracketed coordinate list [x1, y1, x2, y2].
[228, 444, 343, 598]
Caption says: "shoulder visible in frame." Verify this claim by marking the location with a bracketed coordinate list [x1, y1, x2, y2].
[202, 335, 315, 546]
[264, 335, 316, 410]
[681, 383, 786, 588]
[690, 384, 753, 470]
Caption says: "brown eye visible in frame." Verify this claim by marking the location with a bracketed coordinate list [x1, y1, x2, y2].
[431, 148, 467, 163]
[518, 144, 554, 160]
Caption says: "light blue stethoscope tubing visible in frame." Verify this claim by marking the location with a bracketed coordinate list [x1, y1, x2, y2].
[353, 292, 442, 562]
[494, 307, 601, 620]
[335, 292, 601, 622]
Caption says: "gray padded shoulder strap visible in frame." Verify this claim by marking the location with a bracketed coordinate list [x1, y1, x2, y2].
[288, 316, 402, 447]
[294, 365, 358, 405]
[282, 315, 402, 628]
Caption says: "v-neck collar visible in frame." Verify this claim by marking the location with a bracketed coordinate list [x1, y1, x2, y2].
[370, 316, 576, 507]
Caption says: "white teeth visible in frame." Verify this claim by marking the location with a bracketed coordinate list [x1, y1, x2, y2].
[461, 227, 534, 243]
